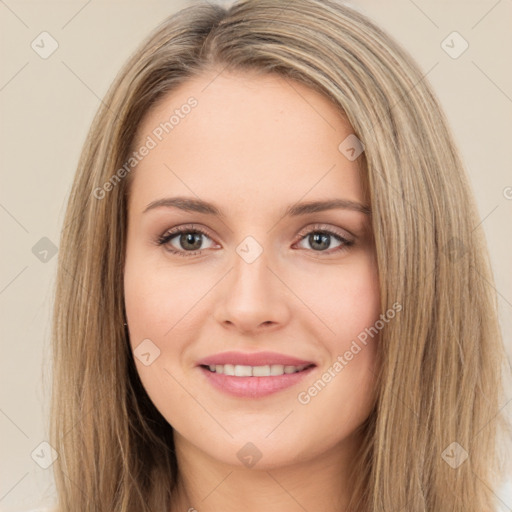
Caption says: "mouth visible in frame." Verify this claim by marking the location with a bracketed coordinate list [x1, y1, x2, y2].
[197, 353, 317, 398]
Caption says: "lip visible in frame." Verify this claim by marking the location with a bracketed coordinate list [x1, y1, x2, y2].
[197, 351, 317, 399]
[197, 351, 315, 367]
[199, 366, 316, 398]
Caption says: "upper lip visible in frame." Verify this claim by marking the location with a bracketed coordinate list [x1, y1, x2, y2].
[197, 351, 316, 367]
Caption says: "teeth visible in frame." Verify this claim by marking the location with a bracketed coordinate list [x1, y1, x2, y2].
[253, 365, 271, 376]
[206, 363, 309, 376]
[235, 365, 252, 377]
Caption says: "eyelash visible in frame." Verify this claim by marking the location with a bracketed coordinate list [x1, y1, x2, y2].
[155, 223, 354, 257]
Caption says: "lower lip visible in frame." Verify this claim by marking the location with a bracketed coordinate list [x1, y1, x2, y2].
[198, 365, 316, 398]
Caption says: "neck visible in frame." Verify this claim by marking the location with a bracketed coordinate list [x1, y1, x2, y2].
[169, 430, 364, 512]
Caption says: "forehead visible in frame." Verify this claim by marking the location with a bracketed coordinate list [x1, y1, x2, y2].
[128, 70, 365, 215]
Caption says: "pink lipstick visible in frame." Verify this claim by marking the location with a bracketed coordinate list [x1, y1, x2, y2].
[197, 351, 316, 398]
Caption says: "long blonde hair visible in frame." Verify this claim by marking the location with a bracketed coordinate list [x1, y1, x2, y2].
[50, 0, 511, 510]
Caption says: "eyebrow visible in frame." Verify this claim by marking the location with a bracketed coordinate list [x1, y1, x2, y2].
[143, 196, 371, 217]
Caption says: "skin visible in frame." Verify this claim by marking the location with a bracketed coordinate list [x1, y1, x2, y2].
[124, 69, 381, 512]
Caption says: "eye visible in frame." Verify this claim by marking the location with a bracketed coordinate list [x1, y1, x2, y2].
[155, 223, 354, 257]
[294, 224, 354, 255]
[156, 225, 217, 257]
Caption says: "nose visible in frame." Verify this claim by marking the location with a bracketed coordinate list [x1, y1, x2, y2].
[213, 248, 292, 335]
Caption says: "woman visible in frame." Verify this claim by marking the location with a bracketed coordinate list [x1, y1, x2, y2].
[50, 0, 511, 510]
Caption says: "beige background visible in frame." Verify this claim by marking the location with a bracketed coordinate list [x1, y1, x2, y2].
[1, 1, 511, 510]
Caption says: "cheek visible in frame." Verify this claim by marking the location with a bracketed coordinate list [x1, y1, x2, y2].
[124, 269, 165, 338]
[341, 251, 379, 327]
[296, 252, 381, 410]
[123, 256, 194, 417]
[294, 251, 380, 345]
[336, 263, 381, 340]
[123, 248, 201, 340]
[336, 260, 380, 381]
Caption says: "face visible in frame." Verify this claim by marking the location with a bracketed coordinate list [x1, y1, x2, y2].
[124, 70, 381, 470]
